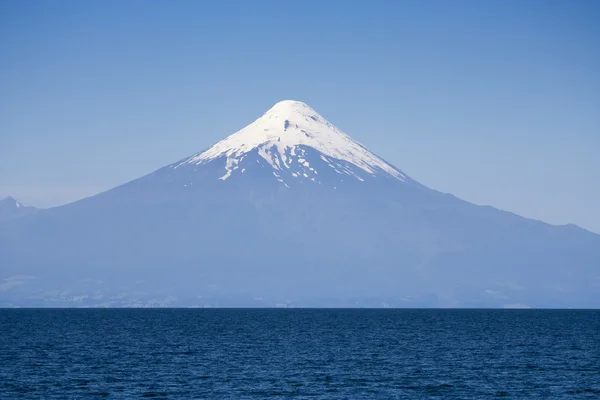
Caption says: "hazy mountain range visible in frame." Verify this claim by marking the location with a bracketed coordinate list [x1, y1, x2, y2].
[0, 197, 38, 223]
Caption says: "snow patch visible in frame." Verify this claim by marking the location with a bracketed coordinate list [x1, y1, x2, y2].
[219, 157, 239, 180]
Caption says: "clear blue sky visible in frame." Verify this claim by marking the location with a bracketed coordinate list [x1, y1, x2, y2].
[1, 0, 599, 232]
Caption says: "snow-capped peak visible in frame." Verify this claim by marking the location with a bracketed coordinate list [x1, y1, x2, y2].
[179, 100, 406, 183]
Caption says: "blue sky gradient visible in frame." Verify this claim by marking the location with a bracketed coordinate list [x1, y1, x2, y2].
[1, 0, 599, 232]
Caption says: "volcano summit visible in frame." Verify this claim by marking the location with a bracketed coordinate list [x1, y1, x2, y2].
[1, 101, 598, 308]
[178, 100, 407, 184]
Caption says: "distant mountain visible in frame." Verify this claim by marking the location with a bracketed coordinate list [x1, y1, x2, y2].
[0, 197, 38, 222]
[0, 101, 598, 308]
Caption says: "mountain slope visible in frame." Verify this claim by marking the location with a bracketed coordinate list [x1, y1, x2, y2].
[0, 101, 598, 308]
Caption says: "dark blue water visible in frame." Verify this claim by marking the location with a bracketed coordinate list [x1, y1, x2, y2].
[1, 309, 599, 399]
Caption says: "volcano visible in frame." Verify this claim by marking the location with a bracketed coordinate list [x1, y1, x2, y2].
[1, 101, 598, 308]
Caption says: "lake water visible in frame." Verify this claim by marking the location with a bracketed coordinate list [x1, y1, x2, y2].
[1, 309, 599, 399]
